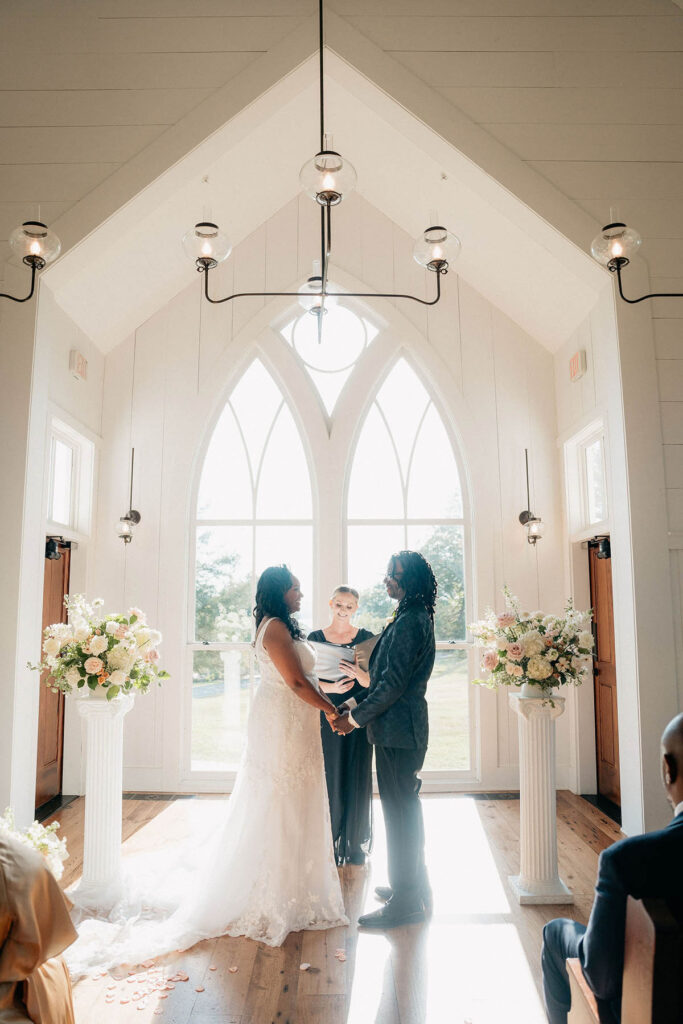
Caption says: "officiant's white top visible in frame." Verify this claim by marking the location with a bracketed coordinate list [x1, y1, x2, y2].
[65, 617, 346, 974]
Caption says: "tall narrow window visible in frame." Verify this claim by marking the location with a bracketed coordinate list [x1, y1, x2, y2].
[346, 358, 470, 772]
[191, 359, 313, 771]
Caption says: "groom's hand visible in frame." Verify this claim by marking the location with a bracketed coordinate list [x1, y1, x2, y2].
[331, 712, 355, 735]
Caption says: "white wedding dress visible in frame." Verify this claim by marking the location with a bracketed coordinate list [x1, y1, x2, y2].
[65, 619, 348, 975]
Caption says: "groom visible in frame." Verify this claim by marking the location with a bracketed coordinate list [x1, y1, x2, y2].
[330, 550, 436, 928]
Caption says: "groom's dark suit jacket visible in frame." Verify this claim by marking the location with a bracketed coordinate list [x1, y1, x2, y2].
[579, 810, 683, 1018]
[351, 602, 434, 749]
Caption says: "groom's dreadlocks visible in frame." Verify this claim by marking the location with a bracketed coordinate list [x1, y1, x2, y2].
[392, 550, 437, 619]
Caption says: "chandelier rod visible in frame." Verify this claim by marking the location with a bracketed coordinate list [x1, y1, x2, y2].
[612, 261, 683, 304]
[0, 262, 39, 303]
[201, 262, 445, 306]
[319, 0, 325, 153]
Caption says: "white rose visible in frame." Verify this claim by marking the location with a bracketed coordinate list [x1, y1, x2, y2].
[521, 631, 545, 657]
[107, 669, 126, 687]
[74, 625, 90, 643]
[578, 631, 594, 649]
[526, 655, 553, 680]
[84, 656, 104, 675]
[88, 634, 109, 655]
[147, 629, 162, 647]
[547, 649, 559, 661]
[135, 627, 151, 647]
[65, 666, 81, 687]
[107, 644, 136, 671]
[43, 636, 61, 657]
[105, 621, 119, 635]
[506, 662, 524, 677]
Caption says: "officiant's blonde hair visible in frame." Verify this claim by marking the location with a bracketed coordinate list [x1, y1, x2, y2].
[331, 585, 359, 601]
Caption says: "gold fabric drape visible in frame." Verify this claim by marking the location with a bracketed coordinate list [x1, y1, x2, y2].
[0, 833, 77, 1023]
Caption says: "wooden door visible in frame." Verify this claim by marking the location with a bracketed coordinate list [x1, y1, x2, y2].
[35, 542, 70, 811]
[589, 542, 620, 805]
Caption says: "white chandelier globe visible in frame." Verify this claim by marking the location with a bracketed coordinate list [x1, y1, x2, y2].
[182, 222, 232, 264]
[299, 151, 357, 203]
[117, 518, 134, 543]
[413, 226, 461, 271]
[297, 260, 339, 314]
[590, 223, 642, 266]
[9, 221, 61, 264]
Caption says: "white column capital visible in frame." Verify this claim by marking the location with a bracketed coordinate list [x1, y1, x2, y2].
[509, 694, 566, 722]
[76, 691, 135, 721]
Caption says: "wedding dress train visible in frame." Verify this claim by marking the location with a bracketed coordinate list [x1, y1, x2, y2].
[65, 619, 348, 976]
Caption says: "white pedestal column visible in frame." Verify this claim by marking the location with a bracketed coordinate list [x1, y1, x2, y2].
[508, 693, 573, 905]
[71, 692, 134, 909]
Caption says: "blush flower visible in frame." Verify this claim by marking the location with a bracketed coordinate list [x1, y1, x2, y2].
[497, 613, 516, 628]
[507, 642, 523, 660]
[84, 656, 104, 675]
[482, 650, 499, 671]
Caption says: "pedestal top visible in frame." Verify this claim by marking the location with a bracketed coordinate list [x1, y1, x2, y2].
[76, 691, 135, 719]
[508, 693, 566, 720]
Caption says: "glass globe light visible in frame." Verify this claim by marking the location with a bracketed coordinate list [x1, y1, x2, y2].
[590, 222, 642, 267]
[526, 517, 544, 545]
[299, 151, 357, 205]
[297, 261, 339, 316]
[117, 517, 134, 543]
[413, 225, 461, 271]
[182, 222, 232, 267]
[9, 221, 61, 265]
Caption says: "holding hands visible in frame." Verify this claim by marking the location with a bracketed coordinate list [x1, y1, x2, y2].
[324, 708, 356, 735]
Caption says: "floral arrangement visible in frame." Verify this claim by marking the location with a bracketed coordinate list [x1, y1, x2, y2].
[0, 807, 69, 880]
[31, 595, 170, 701]
[470, 587, 594, 693]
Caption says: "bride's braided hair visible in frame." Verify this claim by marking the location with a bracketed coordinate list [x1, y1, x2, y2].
[392, 550, 437, 619]
[254, 565, 304, 640]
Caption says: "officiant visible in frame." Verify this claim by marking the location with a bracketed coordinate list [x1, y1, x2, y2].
[308, 586, 375, 866]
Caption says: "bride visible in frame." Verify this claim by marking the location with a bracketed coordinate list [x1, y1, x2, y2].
[67, 565, 348, 973]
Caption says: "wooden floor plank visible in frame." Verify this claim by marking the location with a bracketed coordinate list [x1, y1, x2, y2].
[41, 792, 622, 1024]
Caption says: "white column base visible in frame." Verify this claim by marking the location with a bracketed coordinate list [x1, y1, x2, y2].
[70, 690, 134, 912]
[508, 874, 573, 905]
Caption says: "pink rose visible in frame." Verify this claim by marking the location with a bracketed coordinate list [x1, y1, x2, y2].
[115, 625, 128, 640]
[507, 642, 523, 661]
[144, 649, 159, 663]
[482, 650, 498, 671]
[84, 656, 104, 675]
[497, 613, 516, 628]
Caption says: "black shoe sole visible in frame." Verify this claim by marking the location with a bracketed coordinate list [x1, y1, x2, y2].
[358, 909, 426, 929]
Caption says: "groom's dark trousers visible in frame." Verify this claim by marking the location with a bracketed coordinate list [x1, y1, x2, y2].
[350, 600, 435, 909]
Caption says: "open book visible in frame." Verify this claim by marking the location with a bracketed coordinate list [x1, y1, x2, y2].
[309, 634, 380, 681]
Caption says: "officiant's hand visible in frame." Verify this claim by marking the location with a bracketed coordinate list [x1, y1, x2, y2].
[339, 660, 370, 688]
[320, 677, 355, 695]
[331, 712, 355, 735]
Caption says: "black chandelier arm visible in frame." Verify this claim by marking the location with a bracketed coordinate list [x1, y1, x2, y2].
[0, 262, 38, 303]
[319, 0, 325, 152]
[613, 262, 683, 304]
[201, 263, 444, 306]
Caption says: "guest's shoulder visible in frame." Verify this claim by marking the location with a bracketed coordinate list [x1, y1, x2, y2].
[307, 629, 325, 642]
[599, 816, 683, 882]
[354, 628, 375, 643]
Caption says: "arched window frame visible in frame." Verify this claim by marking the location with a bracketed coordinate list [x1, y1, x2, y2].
[184, 294, 477, 787]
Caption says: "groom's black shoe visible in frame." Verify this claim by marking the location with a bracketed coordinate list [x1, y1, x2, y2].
[374, 885, 433, 913]
[358, 901, 425, 929]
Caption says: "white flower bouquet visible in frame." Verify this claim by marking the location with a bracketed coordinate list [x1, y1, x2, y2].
[30, 595, 170, 701]
[470, 586, 594, 693]
[0, 807, 69, 880]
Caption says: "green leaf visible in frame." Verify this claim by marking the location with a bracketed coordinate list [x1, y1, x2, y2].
[106, 685, 120, 701]
[87, 677, 98, 690]
[129, 614, 137, 624]
[77, 679, 84, 688]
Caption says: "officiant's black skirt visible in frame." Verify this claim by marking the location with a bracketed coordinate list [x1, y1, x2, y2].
[308, 629, 374, 865]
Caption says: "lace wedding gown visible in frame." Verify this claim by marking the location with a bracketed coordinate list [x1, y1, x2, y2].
[65, 619, 348, 975]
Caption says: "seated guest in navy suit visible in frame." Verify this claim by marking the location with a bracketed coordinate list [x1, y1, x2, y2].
[541, 712, 683, 1024]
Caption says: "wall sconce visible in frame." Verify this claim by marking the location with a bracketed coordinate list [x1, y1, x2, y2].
[118, 448, 141, 544]
[0, 221, 61, 303]
[519, 449, 544, 545]
[590, 222, 683, 305]
[45, 537, 63, 560]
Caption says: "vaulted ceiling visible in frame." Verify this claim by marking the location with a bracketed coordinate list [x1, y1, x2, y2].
[2, 0, 681, 348]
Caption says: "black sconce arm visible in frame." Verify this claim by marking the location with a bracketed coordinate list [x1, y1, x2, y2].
[0, 262, 39, 303]
[612, 260, 683, 305]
